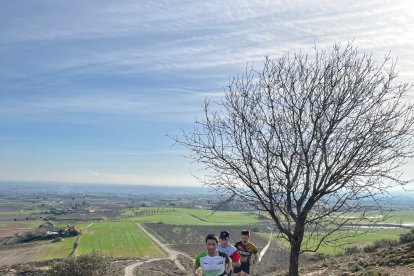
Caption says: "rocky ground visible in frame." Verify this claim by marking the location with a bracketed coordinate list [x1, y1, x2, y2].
[282, 241, 414, 276]
[119, 241, 414, 276]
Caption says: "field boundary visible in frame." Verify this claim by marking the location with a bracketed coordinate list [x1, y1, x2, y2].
[69, 236, 80, 257]
[124, 223, 189, 276]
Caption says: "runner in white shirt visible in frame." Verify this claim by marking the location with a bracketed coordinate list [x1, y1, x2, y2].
[194, 234, 232, 276]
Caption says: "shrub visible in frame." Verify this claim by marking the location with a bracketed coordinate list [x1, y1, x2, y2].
[362, 239, 398, 253]
[16, 229, 44, 243]
[373, 239, 398, 249]
[399, 232, 414, 244]
[45, 251, 114, 276]
[345, 246, 360, 255]
[307, 253, 325, 262]
[363, 245, 377, 253]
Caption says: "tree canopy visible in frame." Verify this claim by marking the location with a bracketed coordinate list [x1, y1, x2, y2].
[176, 43, 414, 275]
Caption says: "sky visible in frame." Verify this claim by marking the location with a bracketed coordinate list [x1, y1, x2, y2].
[1, 0, 414, 187]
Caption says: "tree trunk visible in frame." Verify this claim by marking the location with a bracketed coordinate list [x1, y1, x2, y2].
[288, 242, 300, 276]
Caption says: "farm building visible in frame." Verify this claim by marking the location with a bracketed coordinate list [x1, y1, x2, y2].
[67, 226, 81, 235]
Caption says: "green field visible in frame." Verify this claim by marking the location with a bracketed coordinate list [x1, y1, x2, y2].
[35, 236, 78, 260]
[261, 228, 409, 255]
[124, 207, 262, 225]
[386, 210, 414, 224]
[6, 207, 411, 261]
[34, 221, 164, 259]
[0, 220, 42, 229]
[0, 206, 48, 215]
[31, 223, 92, 260]
[332, 210, 414, 224]
[76, 221, 164, 257]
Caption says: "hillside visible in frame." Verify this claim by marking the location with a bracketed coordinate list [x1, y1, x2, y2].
[287, 241, 414, 276]
[1, 241, 413, 275]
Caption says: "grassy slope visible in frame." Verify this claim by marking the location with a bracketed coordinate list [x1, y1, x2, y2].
[259, 228, 408, 255]
[34, 236, 77, 260]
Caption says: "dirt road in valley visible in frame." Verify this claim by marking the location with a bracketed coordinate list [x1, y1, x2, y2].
[124, 223, 188, 276]
[80, 223, 94, 229]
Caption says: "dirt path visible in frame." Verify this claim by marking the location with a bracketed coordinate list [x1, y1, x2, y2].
[123, 223, 188, 276]
[81, 223, 94, 229]
[124, 257, 164, 276]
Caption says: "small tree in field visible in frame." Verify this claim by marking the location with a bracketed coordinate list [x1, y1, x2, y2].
[176, 43, 414, 275]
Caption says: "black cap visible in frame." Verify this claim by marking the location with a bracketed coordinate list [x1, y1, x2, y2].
[219, 231, 230, 239]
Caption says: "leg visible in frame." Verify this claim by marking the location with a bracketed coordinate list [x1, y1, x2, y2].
[233, 265, 242, 276]
[240, 262, 250, 276]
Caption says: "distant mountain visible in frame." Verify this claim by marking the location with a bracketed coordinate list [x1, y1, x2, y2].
[0, 181, 214, 197]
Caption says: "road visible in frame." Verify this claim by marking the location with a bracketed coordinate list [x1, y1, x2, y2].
[124, 223, 188, 276]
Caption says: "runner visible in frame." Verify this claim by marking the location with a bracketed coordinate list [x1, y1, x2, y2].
[194, 234, 233, 276]
[217, 231, 241, 274]
[233, 230, 260, 276]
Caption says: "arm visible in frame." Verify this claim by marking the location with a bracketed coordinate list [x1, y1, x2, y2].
[225, 256, 232, 274]
[251, 244, 260, 265]
[251, 251, 259, 265]
[193, 254, 201, 276]
[193, 264, 200, 276]
[231, 251, 241, 267]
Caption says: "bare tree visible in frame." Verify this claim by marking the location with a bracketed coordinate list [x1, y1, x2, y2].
[175, 43, 414, 275]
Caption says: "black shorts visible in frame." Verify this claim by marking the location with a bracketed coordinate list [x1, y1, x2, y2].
[233, 262, 250, 274]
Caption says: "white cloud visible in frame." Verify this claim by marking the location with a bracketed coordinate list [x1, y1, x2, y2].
[1, 0, 414, 186]
[2, 0, 413, 80]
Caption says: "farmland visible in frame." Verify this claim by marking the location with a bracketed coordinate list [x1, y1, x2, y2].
[386, 210, 414, 224]
[124, 207, 263, 225]
[143, 222, 293, 274]
[76, 221, 164, 257]
[0, 240, 49, 266]
[33, 221, 165, 259]
[34, 236, 78, 260]
[0, 220, 42, 239]
[1, 182, 414, 275]
[259, 228, 409, 255]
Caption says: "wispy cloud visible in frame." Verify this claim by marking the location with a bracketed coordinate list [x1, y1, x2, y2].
[1, 0, 413, 185]
[2, 0, 413, 81]
[0, 90, 208, 121]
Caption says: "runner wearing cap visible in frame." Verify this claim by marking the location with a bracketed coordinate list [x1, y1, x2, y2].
[217, 231, 241, 275]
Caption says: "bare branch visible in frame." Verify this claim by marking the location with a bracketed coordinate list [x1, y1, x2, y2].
[173, 42, 414, 276]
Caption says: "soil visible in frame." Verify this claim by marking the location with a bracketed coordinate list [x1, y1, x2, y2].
[265, 241, 414, 276]
[0, 222, 35, 238]
[2, 226, 413, 276]
[133, 258, 193, 276]
[0, 241, 49, 266]
[124, 223, 191, 276]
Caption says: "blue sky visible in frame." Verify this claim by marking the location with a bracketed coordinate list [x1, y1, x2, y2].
[1, 0, 414, 186]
